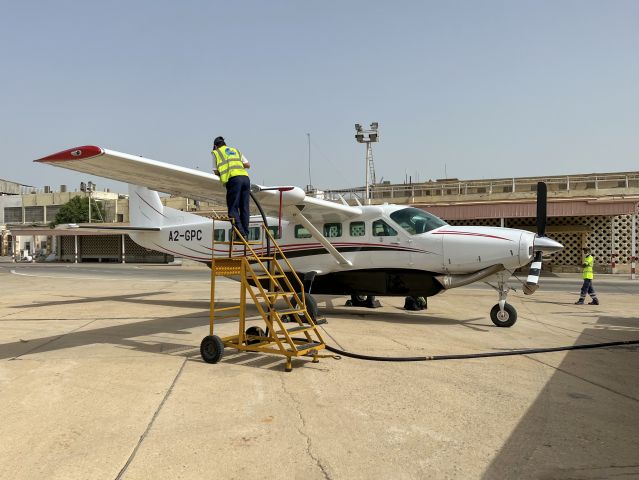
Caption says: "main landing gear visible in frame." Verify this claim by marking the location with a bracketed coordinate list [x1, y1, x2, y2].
[347, 294, 381, 308]
[487, 272, 518, 328]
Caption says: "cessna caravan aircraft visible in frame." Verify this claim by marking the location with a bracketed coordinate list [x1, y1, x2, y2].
[36, 146, 563, 327]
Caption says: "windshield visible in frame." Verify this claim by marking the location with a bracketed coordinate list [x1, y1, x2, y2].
[389, 207, 447, 235]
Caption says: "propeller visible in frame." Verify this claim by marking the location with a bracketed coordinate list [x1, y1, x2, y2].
[524, 182, 547, 295]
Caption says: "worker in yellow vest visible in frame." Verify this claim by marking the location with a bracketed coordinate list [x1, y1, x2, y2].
[212, 136, 251, 237]
[575, 247, 599, 305]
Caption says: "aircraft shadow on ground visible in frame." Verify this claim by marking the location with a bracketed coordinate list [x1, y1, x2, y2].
[0, 301, 258, 361]
[1, 291, 509, 369]
[481, 314, 639, 479]
[10, 291, 211, 311]
[319, 297, 491, 330]
[0, 306, 330, 372]
[1, 291, 334, 371]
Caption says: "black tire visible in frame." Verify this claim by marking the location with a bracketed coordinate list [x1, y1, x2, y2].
[365, 295, 377, 308]
[351, 294, 377, 307]
[200, 335, 224, 363]
[404, 296, 419, 311]
[293, 293, 318, 323]
[490, 303, 517, 328]
[245, 326, 265, 345]
[352, 294, 367, 304]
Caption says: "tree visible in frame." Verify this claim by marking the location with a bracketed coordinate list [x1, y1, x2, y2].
[50, 196, 105, 227]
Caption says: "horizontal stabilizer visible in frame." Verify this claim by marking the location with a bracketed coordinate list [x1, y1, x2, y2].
[77, 225, 161, 232]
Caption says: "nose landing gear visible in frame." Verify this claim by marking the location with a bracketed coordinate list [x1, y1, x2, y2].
[487, 272, 518, 327]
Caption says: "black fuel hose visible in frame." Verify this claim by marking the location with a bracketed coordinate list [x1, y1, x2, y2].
[295, 337, 639, 362]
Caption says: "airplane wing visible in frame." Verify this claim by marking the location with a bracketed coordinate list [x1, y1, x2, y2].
[34, 145, 362, 220]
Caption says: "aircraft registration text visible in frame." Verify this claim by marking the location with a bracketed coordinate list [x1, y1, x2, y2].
[169, 229, 203, 241]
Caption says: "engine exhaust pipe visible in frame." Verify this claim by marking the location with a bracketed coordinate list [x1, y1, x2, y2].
[435, 264, 505, 290]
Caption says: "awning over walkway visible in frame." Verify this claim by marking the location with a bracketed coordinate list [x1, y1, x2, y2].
[7, 225, 125, 236]
[418, 199, 638, 220]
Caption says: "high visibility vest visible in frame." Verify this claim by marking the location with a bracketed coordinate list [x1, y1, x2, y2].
[212, 146, 248, 185]
[582, 254, 594, 280]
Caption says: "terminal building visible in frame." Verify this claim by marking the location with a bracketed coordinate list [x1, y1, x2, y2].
[2, 172, 638, 273]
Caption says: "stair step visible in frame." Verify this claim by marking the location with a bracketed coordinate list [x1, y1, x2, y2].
[254, 274, 286, 280]
[290, 342, 322, 353]
[274, 308, 306, 316]
[279, 325, 314, 334]
[265, 291, 295, 297]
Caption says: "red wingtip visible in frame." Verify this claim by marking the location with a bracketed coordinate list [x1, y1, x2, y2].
[34, 146, 104, 163]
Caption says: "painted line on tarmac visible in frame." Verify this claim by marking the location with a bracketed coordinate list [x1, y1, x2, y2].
[9, 269, 232, 283]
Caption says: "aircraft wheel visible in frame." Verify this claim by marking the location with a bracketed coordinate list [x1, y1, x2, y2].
[351, 295, 378, 307]
[490, 303, 517, 328]
[200, 335, 224, 363]
[245, 326, 265, 345]
[352, 294, 367, 304]
[365, 295, 378, 308]
[293, 293, 318, 323]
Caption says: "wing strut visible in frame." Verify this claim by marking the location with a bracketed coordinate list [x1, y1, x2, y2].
[286, 206, 352, 267]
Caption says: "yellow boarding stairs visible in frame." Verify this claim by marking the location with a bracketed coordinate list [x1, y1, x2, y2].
[200, 220, 326, 372]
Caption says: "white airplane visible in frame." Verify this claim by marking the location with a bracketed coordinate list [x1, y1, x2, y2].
[35, 145, 563, 327]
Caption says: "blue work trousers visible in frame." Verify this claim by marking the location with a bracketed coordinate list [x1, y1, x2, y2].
[226, 175, 251, 237]
[579, 279, 597, 300]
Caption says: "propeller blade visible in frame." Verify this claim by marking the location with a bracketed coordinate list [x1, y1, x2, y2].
[524, 251, 543, 295]
[536, 181, 547, 237]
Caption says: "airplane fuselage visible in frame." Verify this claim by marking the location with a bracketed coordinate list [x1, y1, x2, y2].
[128, 203, 537, 297]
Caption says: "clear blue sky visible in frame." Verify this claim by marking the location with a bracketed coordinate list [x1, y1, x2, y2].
[1, 0, 638, 193]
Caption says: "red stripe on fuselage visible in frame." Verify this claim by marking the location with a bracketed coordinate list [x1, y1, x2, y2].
[431, 231, 514, 241]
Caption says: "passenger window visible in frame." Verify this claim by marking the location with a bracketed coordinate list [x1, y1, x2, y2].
[294, 225, 312, 239]
[267, 226, 282, 239]
[214, 229, 225, 242]
[372, 219, 398, 236]
[350, 221, 365, 237]
[247, 226, 261, 241]
[323, 223, 342, 238]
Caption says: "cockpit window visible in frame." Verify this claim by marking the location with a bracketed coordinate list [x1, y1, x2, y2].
[389, 207, 447, 235]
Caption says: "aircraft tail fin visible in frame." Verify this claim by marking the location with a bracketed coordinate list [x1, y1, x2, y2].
[128, 184, 210, 229]
[128, 185, 168, 228]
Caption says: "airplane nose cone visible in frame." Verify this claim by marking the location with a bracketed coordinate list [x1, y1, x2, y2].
[534, 236, 563, 253]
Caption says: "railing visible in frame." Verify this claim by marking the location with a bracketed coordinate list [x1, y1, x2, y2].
[320, 173, 639, 202]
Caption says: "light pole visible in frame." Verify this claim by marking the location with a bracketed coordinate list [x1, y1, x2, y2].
[355, 122, 379, 204]
[80, 181, 102, 223]
[307, 133, 312, 189]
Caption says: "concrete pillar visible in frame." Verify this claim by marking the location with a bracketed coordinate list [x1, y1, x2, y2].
[74, 235, 78, 264]
[121, 234, 126, 264]
[610, 217, 615, 273]
[632, 215, 636, 280]
[500, 218, 505, 228]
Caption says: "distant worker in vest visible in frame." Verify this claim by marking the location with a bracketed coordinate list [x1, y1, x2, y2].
[212, 136, 251, 238]
[575, 247, 599, 305]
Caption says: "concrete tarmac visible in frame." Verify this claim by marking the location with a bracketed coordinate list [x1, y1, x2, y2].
[0, 262, 637, 479]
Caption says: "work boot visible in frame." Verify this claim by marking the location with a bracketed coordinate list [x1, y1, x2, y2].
[588, 299, 599, 305]
[574, 300, 584, 305]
